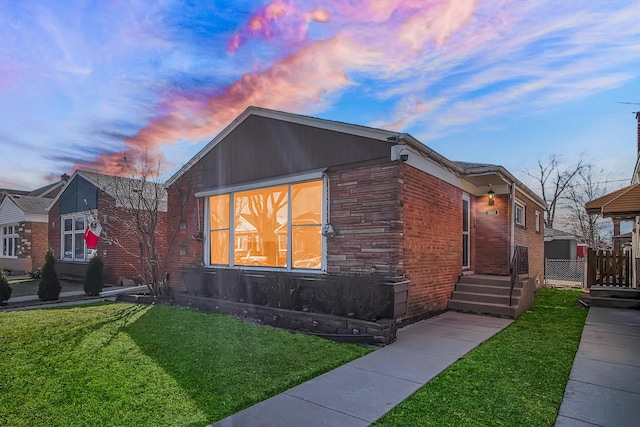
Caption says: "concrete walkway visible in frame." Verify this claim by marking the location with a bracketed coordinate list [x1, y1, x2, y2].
[212, 311, 512, 427]
[556, 307, 640, 427]
[2, 285, 148, 312]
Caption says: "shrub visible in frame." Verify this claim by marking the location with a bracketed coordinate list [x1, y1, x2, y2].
[38, 249, 61, 301]
[83, 256, 104, 296]
[0, 269, 11, 303]
[30, 268, 42, 279]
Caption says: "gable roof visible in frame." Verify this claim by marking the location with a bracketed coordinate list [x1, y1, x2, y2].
[47, 170, 167, 213]
[544, 228, 579, 241]
[166, 106, 399, 187]
[165, 106, 545, 207]
[28, 180, 65, 198]
[6, 194, 52, 216]
[585, 183, 640, 218]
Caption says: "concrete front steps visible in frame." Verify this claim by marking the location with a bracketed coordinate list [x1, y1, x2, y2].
[590, 286, 640, 309]
[447, 274, 535, 319]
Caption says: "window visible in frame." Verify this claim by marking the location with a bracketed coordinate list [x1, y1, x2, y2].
[61, 214, 88, 261]
[515, 201, 525, 227]
[207, 179, 323, 270]
[1, 225, 18, 258]
[535, 211, 541, 232]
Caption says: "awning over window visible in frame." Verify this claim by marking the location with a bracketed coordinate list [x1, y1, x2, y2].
[585, 183, 640, 219]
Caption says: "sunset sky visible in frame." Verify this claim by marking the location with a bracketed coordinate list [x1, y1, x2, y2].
[1, 0, 639, 193]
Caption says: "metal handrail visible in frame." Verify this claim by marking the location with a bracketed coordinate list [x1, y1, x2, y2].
[510, 246, 529, 306]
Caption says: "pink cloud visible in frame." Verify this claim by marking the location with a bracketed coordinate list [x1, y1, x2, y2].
[76, 0, 483, 175]
[227, 1, 331, 53]
[75, 34, 380, 175]
[398, 0, 478, 50]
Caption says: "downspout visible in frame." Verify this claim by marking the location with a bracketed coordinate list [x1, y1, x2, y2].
[510, 183, 516, 261]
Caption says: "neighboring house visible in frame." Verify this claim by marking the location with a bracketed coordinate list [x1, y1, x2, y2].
[47, 170, 168, 284]
[0, 179, 65, 274]
[586, 112, 640, 287]
[544, 228, 580, 260]
[164, 106, 545, 321]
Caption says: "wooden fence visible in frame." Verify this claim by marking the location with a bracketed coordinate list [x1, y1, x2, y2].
[587, 248, 631, 288]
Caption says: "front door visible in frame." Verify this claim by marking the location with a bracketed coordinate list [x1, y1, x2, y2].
[462, 194, 470, 269]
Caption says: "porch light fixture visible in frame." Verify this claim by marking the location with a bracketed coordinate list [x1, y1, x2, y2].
[487, 185, 495, 206]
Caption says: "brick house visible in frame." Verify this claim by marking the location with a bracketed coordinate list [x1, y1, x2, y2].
[47, 170, 167, 285]
[165, 107, 545, 321]
[0, 180, 65, 275]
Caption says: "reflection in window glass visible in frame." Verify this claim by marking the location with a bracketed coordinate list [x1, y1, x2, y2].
[64, 235, 73, 258]
[291, 181, 322, 269]
[234, 186, 288, 267]
[74, 233, 84, 259]
[209, 194, 229, 265]
[64, 218, 73, 232]
[207, 180, 323, 270]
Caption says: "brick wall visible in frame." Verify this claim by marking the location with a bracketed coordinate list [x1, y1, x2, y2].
[327, 163, 403, 276]
[514, 190, 545, 288]
[400, 163, 463, 317]
[165, 162, 205, 292]
[48, 191, 168, 285]
[48, 199, 61, 258]
[475, 193, 510, 275]
[29, 221, 48, 271]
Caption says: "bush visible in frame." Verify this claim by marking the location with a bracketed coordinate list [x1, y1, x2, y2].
[83, 256, 104, 296]
[0, 269, 12, 303]
[38, 249, 61, 301]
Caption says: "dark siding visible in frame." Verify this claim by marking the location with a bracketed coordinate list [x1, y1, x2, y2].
[59, 176, 97, 215]
[202, 115, 391, 188]
[544, 240, 577, 260]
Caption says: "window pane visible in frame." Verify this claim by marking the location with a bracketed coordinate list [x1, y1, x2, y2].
[235, 186, 288, 267]
[64, 235, 73, 258]
[64, 218, 73, 231]
[210, 230, 229, 265]
[209, 194, 229, 230]
[292, 225, 321, 269]
[291, 181, 322, 224]
[462, 199, 469, 232]
[75, 216, 85, 231]
[74, 233, 85, 259]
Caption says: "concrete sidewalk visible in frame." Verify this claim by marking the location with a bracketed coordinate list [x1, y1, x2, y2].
[556, 307, 640, 426]
[212, 311, 512, 427]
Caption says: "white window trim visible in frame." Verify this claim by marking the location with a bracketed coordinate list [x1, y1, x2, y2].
[204, 175, 328, 273]
[515, 199, 526, 227]
[1, 224, 19, 259]
[535, 210, 541, 232]
[60, 212, 90, 262]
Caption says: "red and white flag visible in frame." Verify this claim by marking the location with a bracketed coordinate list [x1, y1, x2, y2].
[84, 223, 102, 249]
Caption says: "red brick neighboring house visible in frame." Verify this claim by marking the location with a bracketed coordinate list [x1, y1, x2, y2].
[47, 170, 168, 285]
[0, 180, 64, 275]
[165, 107, 545, 320]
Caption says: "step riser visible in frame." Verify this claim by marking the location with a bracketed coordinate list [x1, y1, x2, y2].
[455, 283, 522, 297]
[451, 291, 518, 305]
[590, 297, 640, 309]
[459, 276, 512, 287]
[590, 288, 640, 300]
[447, 300, 516, 318]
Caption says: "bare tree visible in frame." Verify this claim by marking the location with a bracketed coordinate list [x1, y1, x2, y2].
[93, 156, 190, 297]
[565, 166, 614, 249]
[526, 154, 586, 228]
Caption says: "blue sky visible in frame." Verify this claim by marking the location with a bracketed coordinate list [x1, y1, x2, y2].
[1, 0, 639, 194]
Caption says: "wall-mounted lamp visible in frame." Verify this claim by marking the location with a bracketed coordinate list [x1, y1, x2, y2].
[322, 224, 336, 238]
[487, 185, 495, 206]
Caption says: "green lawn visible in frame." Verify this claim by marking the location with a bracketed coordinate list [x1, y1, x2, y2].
[374, 288, 587, 426]
[0, 303, 371, 426]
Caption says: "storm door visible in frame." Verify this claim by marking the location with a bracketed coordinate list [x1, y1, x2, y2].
[462, 194, 470, 269]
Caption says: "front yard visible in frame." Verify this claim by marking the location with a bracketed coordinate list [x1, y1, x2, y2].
[0, 303, 370, 426]
[375, 288, 588, 426]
